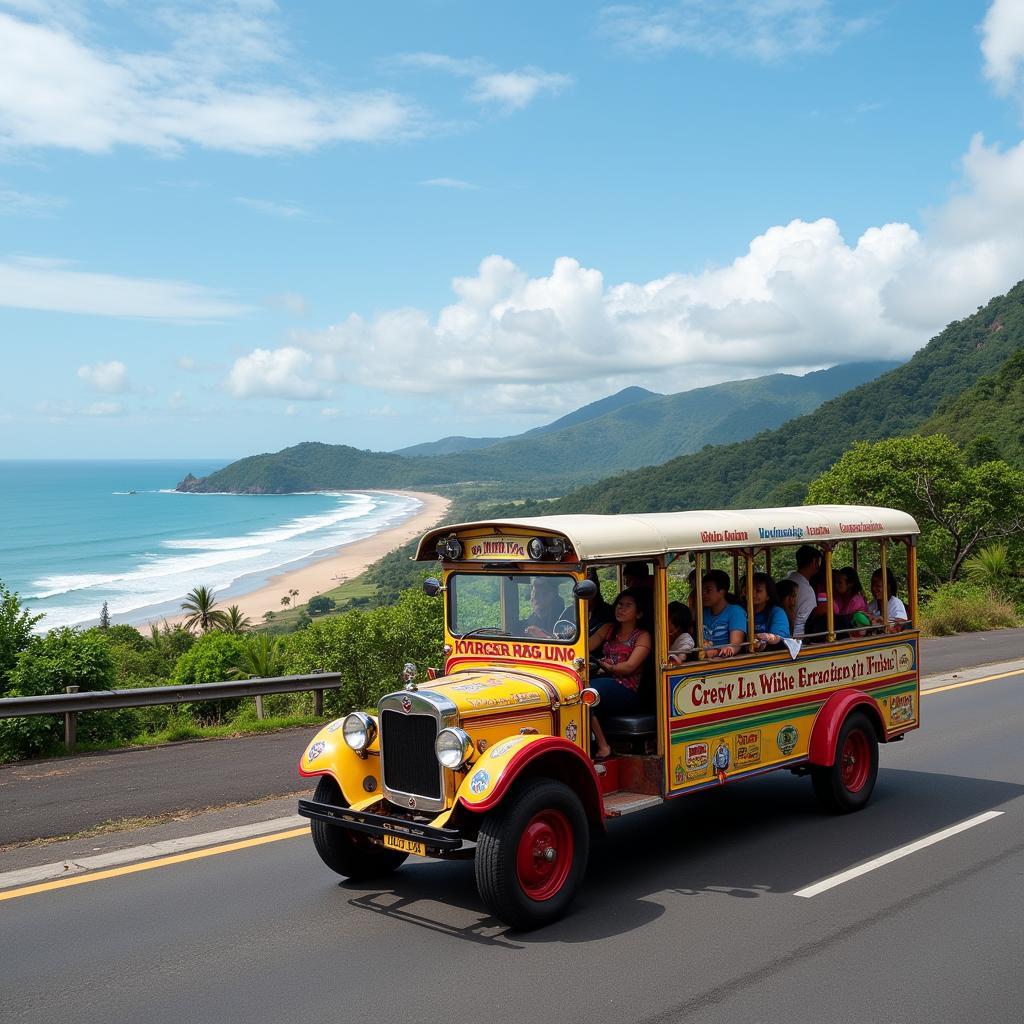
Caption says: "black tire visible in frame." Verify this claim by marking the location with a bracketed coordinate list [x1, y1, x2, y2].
[811, 711, 879, 814]
[475, 779, 589, 930]
[309, 776, 408, 880]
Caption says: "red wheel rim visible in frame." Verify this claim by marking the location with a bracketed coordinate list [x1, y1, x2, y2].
[515, 809, 574, 902]
[840, 729, 871, 793]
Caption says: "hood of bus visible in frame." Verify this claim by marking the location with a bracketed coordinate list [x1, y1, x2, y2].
[416, 668, 570, 720]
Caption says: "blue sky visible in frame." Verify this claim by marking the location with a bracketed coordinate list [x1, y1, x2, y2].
[2, 0, 1024, 459]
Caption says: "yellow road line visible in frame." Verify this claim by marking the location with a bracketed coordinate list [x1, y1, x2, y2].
[0, 826, 307, 903]
[924, 666, 1024, 696]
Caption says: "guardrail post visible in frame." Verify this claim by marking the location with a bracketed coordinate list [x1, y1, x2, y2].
[254, 694, 264, 720]
[314, 688, 323, 717]
[64, 685, 79, 750]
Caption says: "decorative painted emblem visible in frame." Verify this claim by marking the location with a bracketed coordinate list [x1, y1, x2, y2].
[469, 769, 490, 794]
[684, 741, 709, 780]
[489, 739, 521, 759]
[776, 725, 799, 756]
[307, 741, 325, 762]
[401, 695, 413, 713]
[712, 740, 730, 772]
[450, 681, 490, 693]
[565, 722, 578, 742]
[408, 796, 417, 807]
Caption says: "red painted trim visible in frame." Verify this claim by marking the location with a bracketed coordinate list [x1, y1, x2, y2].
[807, 690, 884, 766]
[457, 736, 605, 820]
[297, 759, 332, 779]
[668, 672, 914, 729]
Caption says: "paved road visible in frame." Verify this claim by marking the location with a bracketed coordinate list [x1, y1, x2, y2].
[1, 628, 1021, 847]
[2, 663, 1022, 1023]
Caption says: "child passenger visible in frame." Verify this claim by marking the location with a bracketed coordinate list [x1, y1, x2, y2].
[667, 601, 695, 664]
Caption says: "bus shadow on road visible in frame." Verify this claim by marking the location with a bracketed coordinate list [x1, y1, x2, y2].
[333, 766, 1021, 945]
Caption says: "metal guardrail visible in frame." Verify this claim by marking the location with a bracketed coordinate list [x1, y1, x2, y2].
[0, 672, 343, 750]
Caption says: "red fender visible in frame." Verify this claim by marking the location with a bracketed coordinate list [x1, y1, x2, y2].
[808, 689, 885, 766]
[458, 736, 605, 826]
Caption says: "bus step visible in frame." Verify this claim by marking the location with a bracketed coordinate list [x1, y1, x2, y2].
[603, 791, 663, 817]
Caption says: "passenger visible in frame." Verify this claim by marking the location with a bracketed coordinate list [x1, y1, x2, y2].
[802, 567, 832, 642]
[774, 579, 799, 636]
[868, 567, 908, 630]
[667, 601, 695, 664]
[834, 567, 869, 619]
[588, 588, 652, 759]
[623, 561, 654, 591]
[740, 572, 790, 650]
[783, 545, 822, 637]
[700, 569, 747, 658]
[586, 568, 615, 636]
[523, 577, 568, 638]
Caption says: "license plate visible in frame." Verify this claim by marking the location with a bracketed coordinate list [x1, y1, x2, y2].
[382, 833, 426, 856]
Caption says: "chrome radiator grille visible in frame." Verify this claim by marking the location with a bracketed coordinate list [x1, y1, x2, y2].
[380, 709, 442, 801]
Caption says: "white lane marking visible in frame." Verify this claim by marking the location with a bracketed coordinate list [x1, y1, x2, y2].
[0, 814, 305, 891]
[794, 810, 1005, 898]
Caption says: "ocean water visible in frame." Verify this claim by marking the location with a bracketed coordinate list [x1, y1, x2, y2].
[0, 461, 421, 631]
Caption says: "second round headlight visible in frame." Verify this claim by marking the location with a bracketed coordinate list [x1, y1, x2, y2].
[434, 727, 474, 769]
[342, 711, 377, 751]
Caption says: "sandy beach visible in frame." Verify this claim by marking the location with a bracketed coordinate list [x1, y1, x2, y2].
[149, 490, 450, 628]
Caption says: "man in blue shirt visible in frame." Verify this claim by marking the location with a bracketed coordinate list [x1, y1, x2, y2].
[700, 569, 747, 658]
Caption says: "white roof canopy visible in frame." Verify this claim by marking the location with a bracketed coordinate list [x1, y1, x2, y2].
[415, 505, 919, 562]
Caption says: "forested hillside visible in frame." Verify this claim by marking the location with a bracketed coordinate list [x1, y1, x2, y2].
[525, 279, 1024, 514]
[177, 362, 894, 493]
[921, 346, 1024, 468]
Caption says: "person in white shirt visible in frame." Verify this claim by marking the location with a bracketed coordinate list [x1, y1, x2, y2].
[784, 545, 822, 638]
[868, 567, 908, 630]
[667, 601, 695, 664]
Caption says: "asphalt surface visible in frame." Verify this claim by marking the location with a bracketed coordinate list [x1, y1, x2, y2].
[1, 627, 1021, 847]
[1, 650, 1023, 1023]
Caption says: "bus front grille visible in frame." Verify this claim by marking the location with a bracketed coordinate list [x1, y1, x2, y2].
[380, 709, 442, 801]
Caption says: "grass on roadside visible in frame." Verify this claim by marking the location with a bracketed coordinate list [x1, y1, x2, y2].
[920, 581, 1020, 636]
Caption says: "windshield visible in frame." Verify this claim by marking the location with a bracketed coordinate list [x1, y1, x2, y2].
[449, 573, 579, 642]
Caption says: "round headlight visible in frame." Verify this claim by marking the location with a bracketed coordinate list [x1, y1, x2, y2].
[527, 537, 546, 560]
[444, 536, 464, 560]
[435, 727, 474, 769]
[342, 711, 377, 751]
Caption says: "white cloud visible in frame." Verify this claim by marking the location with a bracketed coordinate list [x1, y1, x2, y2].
[395, 51, 572, 111]
[235, 196, 309, 218]
[82, 400, 123, 416]
[469, 69, 572, 110]
[0, 255, 247, 318]
[290, 130, 1024, 415]
[77, 359, 128, 393]
[981, 0, 1024, 101]
[421, 177, 480, 190]
[168, 389, 186, 410]
[598, 1, 870, 62]
[0, 5, 418, 155]
[224, 346, 328, 399]
[177, 355, 196, 370]
[0, 187, 66, 216]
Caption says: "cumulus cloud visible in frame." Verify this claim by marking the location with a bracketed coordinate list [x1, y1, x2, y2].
[77, 359, 128, 393]
[280, 130, 1024, 416]
[0, 4, 417, 154]
[981, 0, 1024, 103]
[0, 255, 247, 318]
[395, 52, 571, 111]
[598, 1, 871, 62]
[224, 346, 328, 399]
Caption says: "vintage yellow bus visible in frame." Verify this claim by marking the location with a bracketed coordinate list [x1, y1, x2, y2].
[298, 505, 921, 928]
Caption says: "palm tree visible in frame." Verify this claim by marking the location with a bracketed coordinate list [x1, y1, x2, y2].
[220, 605, 252, 633]
[181, 585, 228, 633]
[280, 595, 291, 609]
[963, 543, 1010, 590]
[231, 634, 286, 680]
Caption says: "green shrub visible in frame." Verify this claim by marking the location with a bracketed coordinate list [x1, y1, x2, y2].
[171, 631, 248, 724]
[0, 627, 138, 762]
[920, 582, 1019, 636]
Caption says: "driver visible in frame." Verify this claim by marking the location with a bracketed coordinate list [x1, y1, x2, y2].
[523, 577, 568, 638]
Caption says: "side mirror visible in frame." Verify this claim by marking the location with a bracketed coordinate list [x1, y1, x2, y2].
[573, 579, 598, 601]
[423, 577, 444, 597]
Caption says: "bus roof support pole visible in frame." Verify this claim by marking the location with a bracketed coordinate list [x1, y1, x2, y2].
[745, 551, 756, 654]
[880, 539, 889, 630]
[695, 553, 706, 660]
[907, 538, 918, 629]
[824, 545, 835, 642]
